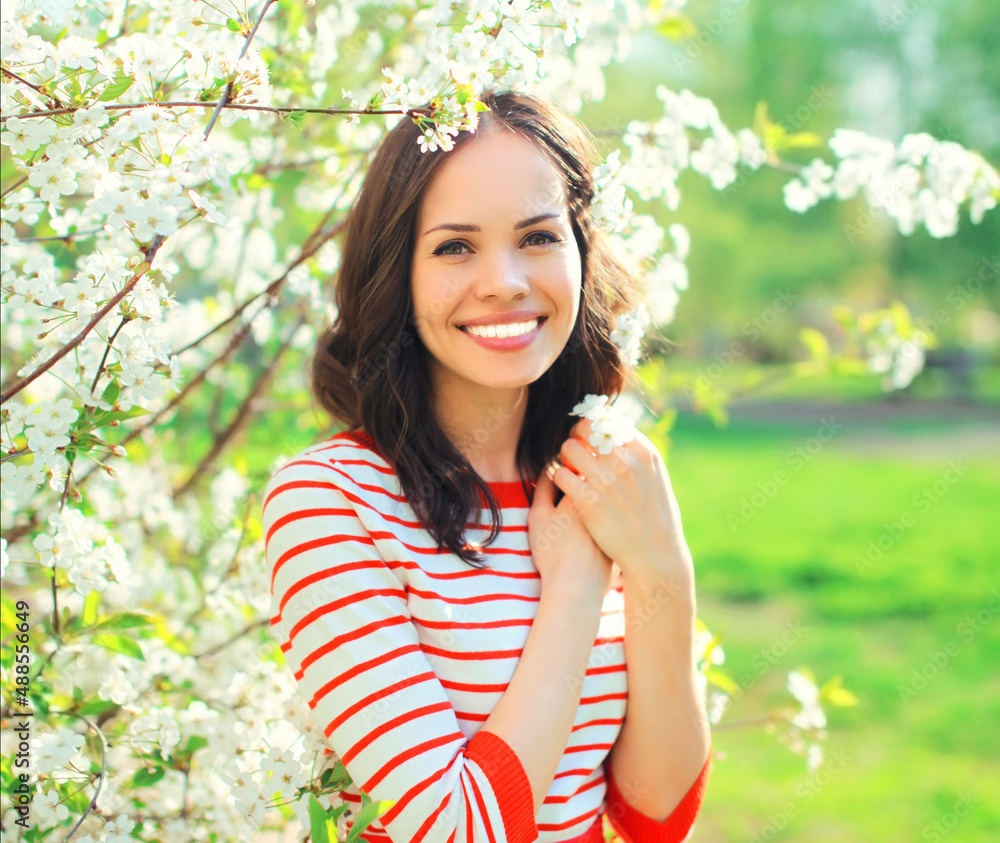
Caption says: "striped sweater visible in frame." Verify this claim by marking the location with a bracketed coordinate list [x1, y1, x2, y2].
[263, 429, 711, 843]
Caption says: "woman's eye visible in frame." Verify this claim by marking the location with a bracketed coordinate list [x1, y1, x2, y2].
[433, 240, 468, 256]
[524, 231, 560, 247]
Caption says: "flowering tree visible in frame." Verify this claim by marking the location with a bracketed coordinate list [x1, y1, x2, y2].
[1, 0, 997, 841]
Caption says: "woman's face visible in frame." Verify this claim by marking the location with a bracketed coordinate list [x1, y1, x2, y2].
[410, 127, 583, 398]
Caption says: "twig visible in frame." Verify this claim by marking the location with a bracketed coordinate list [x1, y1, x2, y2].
[0, 237, 163, 405]
[1, 66, 66, 109]
[174, 216, 346, 356]
[46, 710, 109, 841]
[172, 309, 308, 498]
[193, 618, 269, 660]
[203, 0, 279, 139]
[0, 100, 434, 123]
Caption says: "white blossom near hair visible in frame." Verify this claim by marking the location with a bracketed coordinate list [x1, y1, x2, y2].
[591, 148, 634, 233]
[610, 302, 651, 366]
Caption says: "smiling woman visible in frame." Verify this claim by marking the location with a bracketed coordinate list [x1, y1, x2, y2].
[262, 89, 712, 843]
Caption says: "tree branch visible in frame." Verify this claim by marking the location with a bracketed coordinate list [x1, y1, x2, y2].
[172, 309, 308, 498]
[0, 237, 164, 405]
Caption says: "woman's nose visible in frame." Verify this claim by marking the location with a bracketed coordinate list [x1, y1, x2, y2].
[475, 248, 530, 298]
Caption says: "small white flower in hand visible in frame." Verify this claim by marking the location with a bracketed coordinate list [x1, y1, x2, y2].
[570, 394, 637, 454]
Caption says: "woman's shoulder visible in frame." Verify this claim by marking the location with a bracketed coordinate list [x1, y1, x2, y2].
[263, 427, 397, 503]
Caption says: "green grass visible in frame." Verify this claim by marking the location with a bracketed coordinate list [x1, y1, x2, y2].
[664, 412, 1000, 841]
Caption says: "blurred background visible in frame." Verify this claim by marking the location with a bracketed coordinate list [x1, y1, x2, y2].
[571, 1, 1000, 840]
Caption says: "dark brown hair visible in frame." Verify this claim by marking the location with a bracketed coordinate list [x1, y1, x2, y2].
[311, 88, 641, 567]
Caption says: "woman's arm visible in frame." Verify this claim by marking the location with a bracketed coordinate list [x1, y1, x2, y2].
[263, 454, 604, 843]
[605, 567, 712, 840]
[481, 581, 605, 818]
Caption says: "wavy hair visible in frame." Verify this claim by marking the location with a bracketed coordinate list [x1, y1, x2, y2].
[310, 88, 642, 567]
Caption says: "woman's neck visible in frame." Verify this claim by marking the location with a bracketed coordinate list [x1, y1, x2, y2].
[433, 382, 529, 483]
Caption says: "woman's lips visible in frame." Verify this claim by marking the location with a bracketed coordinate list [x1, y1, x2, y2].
[458, 317, 547, 351]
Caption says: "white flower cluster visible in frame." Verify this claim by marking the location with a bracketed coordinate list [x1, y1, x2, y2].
[32, 727, 85, 775]
[570, 394, 638, 454]
[783, 129, 1000, 238]
[787, 669, 827, 731]
[29, 506, 131, 596]
[693, 623, 726, 705]
[610, 302, 651, 366]
[590, 149, 634, 232]
[865, 318, 930, 391]
[373, 0, 694, 152]
[623, 85, 766, 210]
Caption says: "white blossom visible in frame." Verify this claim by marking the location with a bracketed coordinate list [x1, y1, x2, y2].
[33, 729, 85, 774]
[570, 394, 637, 454]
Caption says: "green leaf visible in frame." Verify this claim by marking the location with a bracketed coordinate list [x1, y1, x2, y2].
[82, 591, 101, 627]
[820, 675, 859, 707]
[101, 379, 121, 404]
[656, 15, 697, 40]
[704, 668, 740, 696]
[99, 75, 135, 101]
[106, 406, 151, 423]
[72, 432, 106, 451]
[345, 796, 395, 843]
[132, 765, 166, 787]
[227, 18, 242, 32]
[78, 698, 118, 716]
[799, 327, 830, 361]
[308, 794, 333, 843]
[93, 612, 156, 631]
[783, 132, 824, 149]
[178, 735, 209, 755]
[91, 633, 145, 661]
[285, 110, 307, 129]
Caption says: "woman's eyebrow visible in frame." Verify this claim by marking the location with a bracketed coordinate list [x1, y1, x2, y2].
[421, 211, 562, 238]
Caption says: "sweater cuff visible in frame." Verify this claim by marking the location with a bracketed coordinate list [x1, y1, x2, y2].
[465, 729, 539, 843]
[604, 748, 712, 843]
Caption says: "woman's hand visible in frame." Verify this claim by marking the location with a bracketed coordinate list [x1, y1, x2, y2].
[550, 417, 694, 590]
[528, 467, 615, 606]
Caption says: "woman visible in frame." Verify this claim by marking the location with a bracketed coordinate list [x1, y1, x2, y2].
[262, 89, 712, 843]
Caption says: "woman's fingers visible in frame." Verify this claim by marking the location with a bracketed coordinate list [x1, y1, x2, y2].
[551, 460, 589, 513]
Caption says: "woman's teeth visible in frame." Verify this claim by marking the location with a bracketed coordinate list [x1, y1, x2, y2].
[463, 318, 541, 338]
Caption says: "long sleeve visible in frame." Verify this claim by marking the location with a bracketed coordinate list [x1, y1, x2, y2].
[603, 749, 711, 843]
[263, 454, 539, 843]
